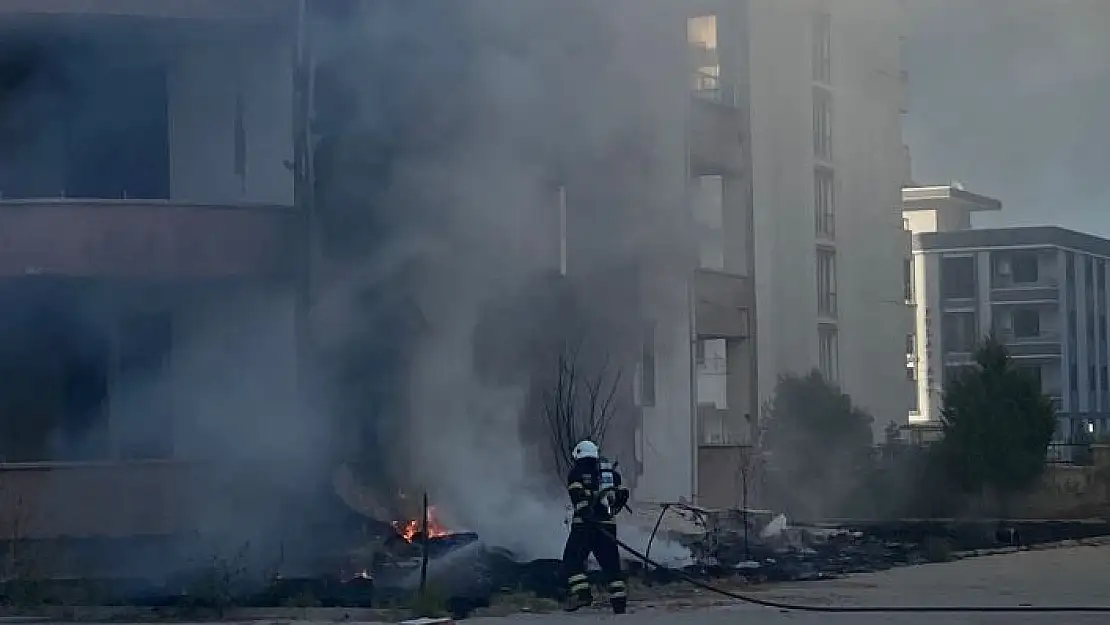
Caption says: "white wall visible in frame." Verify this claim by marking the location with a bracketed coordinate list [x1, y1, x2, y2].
[912, 251, 944, 422]
[635, 6, 698, 505]
[832, 0, 911, 430]
[746, 0, 910, 431]
[167, 25, 294, 206]
[747, 0, 819, 403]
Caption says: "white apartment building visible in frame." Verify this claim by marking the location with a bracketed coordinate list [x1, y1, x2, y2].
[682, 0, 911, 496]
[904, 185, 1110, 445]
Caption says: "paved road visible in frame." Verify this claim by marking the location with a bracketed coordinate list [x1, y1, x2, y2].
[12, 544, 1110, 624]
[461, 543, 1110, 625]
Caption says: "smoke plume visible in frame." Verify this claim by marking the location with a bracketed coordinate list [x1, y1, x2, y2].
[313, 0, 691, 559]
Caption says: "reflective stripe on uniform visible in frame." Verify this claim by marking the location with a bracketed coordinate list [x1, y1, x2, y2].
[574, 500, 590, 511]
[568, 573, 591, 594]
[568, 482, 584, 491]
[608, 580, 627, 598]
[572, 517, 584, 524]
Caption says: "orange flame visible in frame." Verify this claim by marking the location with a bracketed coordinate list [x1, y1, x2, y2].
[392, 506, 451, 542]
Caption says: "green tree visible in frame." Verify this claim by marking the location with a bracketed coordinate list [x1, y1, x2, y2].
[761, 371, 874, 520]
[936, 335, 1056, 511]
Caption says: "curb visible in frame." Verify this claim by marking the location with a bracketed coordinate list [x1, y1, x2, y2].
[400, 619, 455, 625]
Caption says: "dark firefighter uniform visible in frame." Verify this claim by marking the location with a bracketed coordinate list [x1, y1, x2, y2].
[562, 456, 631, 613]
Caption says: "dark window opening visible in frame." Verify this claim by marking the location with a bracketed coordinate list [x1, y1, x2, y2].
[943, 312, 976, 353]
[903, 258, 914, 301]
[941, 256, 976, 299]
[1018, 365, 1043, 393]
[640, 323, 656, 407]
[1010, 253, 1039, 284]
[1012, 309, 1040, 338]
[0, 39, 170, 200]
[115, 312, 174, 459]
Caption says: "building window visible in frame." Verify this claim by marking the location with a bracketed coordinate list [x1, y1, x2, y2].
[812, 86, 833, 161]
[941, 256, 976, 299]
[944, 364, 975, 387]
[1099, 260, 1107, 295]
[905, 333, 916, 356]
[233, 90, 247, 192]
[695, 340, 706, 366]
[1086, 256, 1095, 289]
[638, 323, 656, 407]
[1018, 365, 1043, 393]
[819, 325, 839, 382]
[814, 167, 835, 238]
[816, 249, 838, 318]
[1009, 252, 1039, 284]
[1070, 362, 1079, 391]
[115, 312, 175, 460]
[943, 312, 977, 353]
[688, 15, 721, 100]
[1066, 252, 1076, 301]
[811, 10, 832, 84]
[1011, 308, 1041, 339]
[557, 185, 568, 275]
[903, 258, 914, 302]
[1101, 366, 1108, 392]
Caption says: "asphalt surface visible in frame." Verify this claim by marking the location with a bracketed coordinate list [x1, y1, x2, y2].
[463, 542, 1110, 624]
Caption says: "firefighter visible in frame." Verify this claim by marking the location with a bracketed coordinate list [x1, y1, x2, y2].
[562, 439, 631, 614]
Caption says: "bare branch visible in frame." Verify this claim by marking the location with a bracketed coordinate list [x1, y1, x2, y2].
[540, 339, 626, 481]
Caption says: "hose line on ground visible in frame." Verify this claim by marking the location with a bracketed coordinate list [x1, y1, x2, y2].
[602, 527, 1110, 613]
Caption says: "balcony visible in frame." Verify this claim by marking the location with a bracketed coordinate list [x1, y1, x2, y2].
[998, 329, 1062, 344]
[0, 0, 295, 21]
[694, 269, 753, 339]
[697, 405, 750, 446]
[990, 285, 1060, 303]
[0, 199, 295, 280]
[690, 74, 746, 177]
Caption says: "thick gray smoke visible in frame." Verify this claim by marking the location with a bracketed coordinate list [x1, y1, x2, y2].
[0, 0, 696, 570]
[312, 0, 692, 560]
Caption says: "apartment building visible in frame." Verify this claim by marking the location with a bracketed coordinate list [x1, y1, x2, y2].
[0, 0, 300, 539]
[905, 185, 1110, 445]
[686, 0, 911, 489]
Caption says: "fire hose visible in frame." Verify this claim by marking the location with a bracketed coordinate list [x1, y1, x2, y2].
[600, 522, 1110, 613]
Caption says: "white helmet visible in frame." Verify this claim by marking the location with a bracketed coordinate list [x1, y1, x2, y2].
[572, 440, 600, 460]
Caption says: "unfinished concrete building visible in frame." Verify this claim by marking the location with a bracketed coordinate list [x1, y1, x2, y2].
[0, 1, 301, 543]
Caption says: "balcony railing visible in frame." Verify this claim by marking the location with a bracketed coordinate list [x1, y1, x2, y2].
[992, 276, 1059, 290]
[692, 71, 741, 108]
[997, 329, 1062, 343]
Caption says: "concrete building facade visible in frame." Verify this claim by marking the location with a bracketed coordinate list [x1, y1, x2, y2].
[905, 185, 1110, 448]
[0, 0, 301, 539]
[683, 0, 911, 505]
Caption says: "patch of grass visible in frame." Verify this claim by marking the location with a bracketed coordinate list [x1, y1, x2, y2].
[475, 591, 560, 617]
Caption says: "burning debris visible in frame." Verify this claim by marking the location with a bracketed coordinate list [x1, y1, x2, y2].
[392, 506, 453, 543]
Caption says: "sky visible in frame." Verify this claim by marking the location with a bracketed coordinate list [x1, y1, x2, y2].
[904, 0, 1110, 236]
